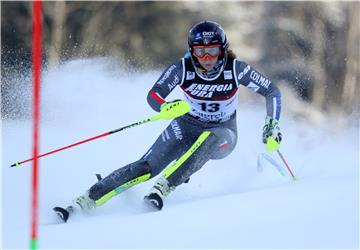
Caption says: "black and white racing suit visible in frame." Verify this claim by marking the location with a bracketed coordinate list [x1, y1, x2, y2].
[88, 53, 281, 202]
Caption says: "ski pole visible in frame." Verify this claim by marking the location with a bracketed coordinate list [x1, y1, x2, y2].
[266, 137, 297, 181]
[10, 100, 190, 168]
[10, 116, 158, 167]
[276, 150, 297, 181]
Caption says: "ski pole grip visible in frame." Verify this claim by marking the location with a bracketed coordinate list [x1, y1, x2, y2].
[266, 137, 280, 152]
[159, 100, 190, 120]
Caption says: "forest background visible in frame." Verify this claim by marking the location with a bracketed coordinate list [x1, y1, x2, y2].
[1, 1, 359, 121]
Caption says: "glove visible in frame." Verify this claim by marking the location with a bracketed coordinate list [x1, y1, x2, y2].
[262, 116, 282, 144]
[159, 100, 190, 120]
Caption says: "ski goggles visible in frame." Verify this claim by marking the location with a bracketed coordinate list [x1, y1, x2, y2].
[192, 44, 222, 59]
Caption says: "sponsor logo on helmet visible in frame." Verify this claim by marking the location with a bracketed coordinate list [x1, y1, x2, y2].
[249, 70, 271, 89]
[203, 31, 215, 36]
[203, 38, 211, 45]
[202, 31, 215, 45]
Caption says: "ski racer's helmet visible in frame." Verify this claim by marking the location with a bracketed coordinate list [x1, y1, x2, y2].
[188, 20, 229, 78]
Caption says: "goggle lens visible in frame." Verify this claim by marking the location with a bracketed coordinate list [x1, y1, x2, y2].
[193, 45, 221, 58]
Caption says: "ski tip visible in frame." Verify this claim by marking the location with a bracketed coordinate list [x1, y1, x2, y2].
[53, 206, 70, 223]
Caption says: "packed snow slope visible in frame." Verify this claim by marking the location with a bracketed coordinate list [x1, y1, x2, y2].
[2, 58, 359, 249]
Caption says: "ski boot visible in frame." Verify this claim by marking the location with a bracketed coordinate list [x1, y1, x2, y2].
[53, 191, 96, 223]
[144, 176, 174, 210]
[73, 190, 96, 210]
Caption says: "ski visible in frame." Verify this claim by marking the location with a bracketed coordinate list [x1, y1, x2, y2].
[144, 193, 163, 210]
[53, 205, 74, 223]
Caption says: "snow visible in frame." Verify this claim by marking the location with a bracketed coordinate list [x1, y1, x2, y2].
[2, 58, 359, 249]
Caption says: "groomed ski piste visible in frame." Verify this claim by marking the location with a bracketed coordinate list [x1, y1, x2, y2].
[2, 58, 359, 249]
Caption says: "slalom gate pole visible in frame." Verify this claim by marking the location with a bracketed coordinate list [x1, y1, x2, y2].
[10, 115, 161, 168]
[30, 1, 42, 249]
[277, 150, 297, 181]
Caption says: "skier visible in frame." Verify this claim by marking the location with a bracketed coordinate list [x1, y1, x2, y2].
[73, 20, 282, 212]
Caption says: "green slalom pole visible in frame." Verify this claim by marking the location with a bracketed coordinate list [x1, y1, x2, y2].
[10, 100, 190, 168]
[30, 239, 38, 250]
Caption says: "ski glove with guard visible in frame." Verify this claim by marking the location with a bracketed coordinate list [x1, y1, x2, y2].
[159, 100, 190, 120]
[262, 116, 282, 144]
